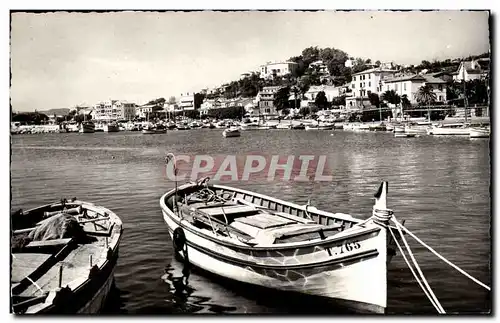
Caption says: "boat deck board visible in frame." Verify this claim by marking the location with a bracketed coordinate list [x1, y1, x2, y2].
[235, 213, 295, 229]
[11, 253, 52, 284]
[19, 238, 108, 297]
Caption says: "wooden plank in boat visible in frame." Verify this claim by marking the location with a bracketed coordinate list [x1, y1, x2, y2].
[271, 223, 342, 238]
[272, 212, 316, 224]
[235, 213, 295, 229]
[11, 253, 52, 284]
[199, 205, 258, 217]
[25, 238, 72, 249]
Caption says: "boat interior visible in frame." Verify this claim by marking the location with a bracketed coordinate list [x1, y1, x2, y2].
[166, 184, 363, 246]
[10, 200, 117, 313]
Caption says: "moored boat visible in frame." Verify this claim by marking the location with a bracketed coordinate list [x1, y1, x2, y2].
[11, 199, 123, 314]
[469, 126, 490, 138]
[291, 123, 306, 130]
[427, 123, 470, 136]
[222, 127, 241, 138]
[103, 122, 120, 133]
[142, 124, 167, 134]
[79, 121, 95, 133]
[160, 168, 402, 314]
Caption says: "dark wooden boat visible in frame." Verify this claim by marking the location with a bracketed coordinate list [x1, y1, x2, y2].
[11, 199, 123, 314]
[160, 172, 402, 314]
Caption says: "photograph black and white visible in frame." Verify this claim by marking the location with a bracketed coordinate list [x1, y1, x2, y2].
[9, 9, 491, 315]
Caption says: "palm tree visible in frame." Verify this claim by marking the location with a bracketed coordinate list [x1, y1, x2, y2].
[381, 90, 401, 105]
[415, 84, 437, 121]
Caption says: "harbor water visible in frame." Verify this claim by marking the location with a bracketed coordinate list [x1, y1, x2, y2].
[10, 129, 491, 314]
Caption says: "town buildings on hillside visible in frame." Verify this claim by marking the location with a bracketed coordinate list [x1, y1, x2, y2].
[453, 58, 490, 81]
[346, 67, 397, 108]
[260, 61, 298, 79]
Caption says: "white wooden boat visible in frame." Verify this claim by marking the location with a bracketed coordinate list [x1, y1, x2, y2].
[427, 123, 470, 135]
[469, 127, 490, 138]
[103, 122, 120, 133]
[394, 133, 418, 138]
[222, 127, 241, 138]
[79, 122, 95, 133]
[276, 123, 292, 129]
[291, 123, 306, 130]
[240, 123, 261, 131]
[142, 124, 167, 134]
[11, 199, 123, 314]
[160, 174, 402, 314]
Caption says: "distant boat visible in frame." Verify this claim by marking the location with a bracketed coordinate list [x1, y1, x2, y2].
[469, 127, 490, 138]
[276, 123, 292, 129]
[11, 199, 123, 314]
[94, 123, 104, 132]
[79, 121, 95, 133]
[222, 127, 241, 138]
[104, 122, 120, 133]
[427, 123, 470, 136]
[291, 123, 306, 130]
[394, 133, 418, 138]
[142, 123, 167, 134]
[307, 123, 333, 130]
[176, 122, 190, 130]
[240, 123, 261, 131]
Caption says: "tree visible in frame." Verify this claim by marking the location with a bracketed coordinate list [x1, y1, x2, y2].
[401, 94, 411, 109]
[315, 91, 329, 110]
[368, 92, 380, 107]
[381, 90, 401, 105]
[375, 60, 381, 67]
[415, 84, 437, 106]
[273, 87, 291, 112]
[168, 96, 176, 105]
[194, 92, 206, 110]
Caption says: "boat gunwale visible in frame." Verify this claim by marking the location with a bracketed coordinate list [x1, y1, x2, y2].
[160, 183, 382, 251]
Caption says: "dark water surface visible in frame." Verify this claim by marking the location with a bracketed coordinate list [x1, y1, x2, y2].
[10, 130, 491, 314]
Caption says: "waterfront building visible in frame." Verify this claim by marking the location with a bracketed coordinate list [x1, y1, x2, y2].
[179, 92, 195, 111]
[93, 100, 136, 121]
[382, 74, 447, 104]
[135, 104, 156, 119]
[259, 61, 298, 79]
[256, 86, 282, 118]
[453, 58, 490, 81]
[346, 67, 397, 109]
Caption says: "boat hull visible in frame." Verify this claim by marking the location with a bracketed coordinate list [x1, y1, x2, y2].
[469, 128, 490, 138]
[160, 184, 390, 313]
[103, 124, 120, 133]
[142, 129, 167, 134]
[223, 130, 241, 137]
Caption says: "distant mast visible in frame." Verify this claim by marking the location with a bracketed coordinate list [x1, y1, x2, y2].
[462, 61, 468, 123]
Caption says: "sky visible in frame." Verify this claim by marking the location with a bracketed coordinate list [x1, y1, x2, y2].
[10, 10, 490, 112]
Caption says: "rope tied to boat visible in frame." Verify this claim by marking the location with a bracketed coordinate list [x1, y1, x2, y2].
[371, 207, 393, 227]
[389, 214, 491, 314]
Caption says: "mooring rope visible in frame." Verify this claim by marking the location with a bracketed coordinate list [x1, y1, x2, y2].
[392, 217, 491, 291]
[389, 227, 445, 313]
[394, 217, 446, 313]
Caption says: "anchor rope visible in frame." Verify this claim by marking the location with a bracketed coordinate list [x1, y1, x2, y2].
[393, 216, 446, 313]
[391, 217, 491, 291]
[389, 226, 444, 313]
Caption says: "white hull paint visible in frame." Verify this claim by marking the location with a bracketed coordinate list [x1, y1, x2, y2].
[223, 129, 241, 137]
[469, 128, 490, 138]
[104, 124, 120, 133]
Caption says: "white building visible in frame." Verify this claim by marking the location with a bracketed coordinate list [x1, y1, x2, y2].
[136, 104, 156, 119]
[346, 67, 397, 108]
[93, 100, 136, 121]
[256, 86, 282, 117]
[382, 74, 447, 104]
[453, 59, 489, 81]
[179, 92, 195, 111]
[259, 61, 298, 79]
[344, 58, 355, 68]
